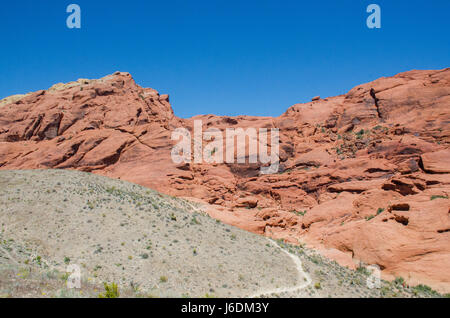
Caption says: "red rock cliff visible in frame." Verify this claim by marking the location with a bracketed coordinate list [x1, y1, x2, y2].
[1, 69, 449, 292]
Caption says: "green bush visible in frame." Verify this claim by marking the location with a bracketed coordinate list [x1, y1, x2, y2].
[430, 195, 448, 201]
[160, 276, 168, 283]
[394, 277, 405, 286]
[98, 282, 120, 298]
[356, 266, 370, 276]
[412, 284, 439, 296]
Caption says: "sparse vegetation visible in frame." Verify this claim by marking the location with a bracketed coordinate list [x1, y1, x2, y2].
[355, 129, 365, 139]
[291, 210, 307, 216]
[412, 284, 440, 297]
[159, 276, 168, 283]
[98, 282, 120, 298]
[0, 169, 446, 298]
[190, 215, 201, 225]
[356, 265, 370, 276]
[394, 276, 405, 286]
[430, 195, 448, 200]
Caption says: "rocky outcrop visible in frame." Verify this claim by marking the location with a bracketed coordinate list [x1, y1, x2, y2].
[421, 149, 450, 173]
[0, 68, 449, 292]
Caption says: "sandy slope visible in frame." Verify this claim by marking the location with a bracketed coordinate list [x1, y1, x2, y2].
[0, 170, 445, 298]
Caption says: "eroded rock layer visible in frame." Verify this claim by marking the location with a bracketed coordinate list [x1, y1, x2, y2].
[1, 69, 449, 292]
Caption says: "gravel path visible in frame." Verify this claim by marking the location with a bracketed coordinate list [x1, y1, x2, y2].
[250, 238, 311, 297]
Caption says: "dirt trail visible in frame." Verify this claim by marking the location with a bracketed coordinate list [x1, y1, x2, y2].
[250, 238, 312, 297]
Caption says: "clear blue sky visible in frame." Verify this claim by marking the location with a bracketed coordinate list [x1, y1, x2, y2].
[0, 0, 449, 118]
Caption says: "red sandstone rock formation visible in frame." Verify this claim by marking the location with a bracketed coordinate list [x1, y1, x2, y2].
[1, 69, 449, 292]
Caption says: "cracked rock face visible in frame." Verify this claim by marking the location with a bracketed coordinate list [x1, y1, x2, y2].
[1, 68, 449, 292]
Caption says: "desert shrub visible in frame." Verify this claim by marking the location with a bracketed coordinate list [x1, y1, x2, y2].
[430, 195, 448, 200]
[160, 276, 168, 283]
[140, 253, 149, 259]
[394, 277, 405, 286]
[356, 266, 370, 276]
[190, 215, 201, 225]
[372, 125, 383, 131]
[412, 284, 440, 296]
[98, 282, 119, 298]
[355, 129, 365, 139]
